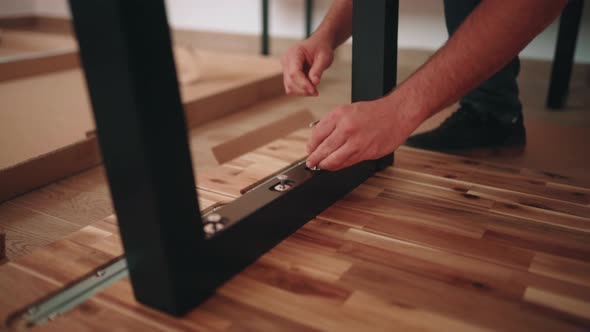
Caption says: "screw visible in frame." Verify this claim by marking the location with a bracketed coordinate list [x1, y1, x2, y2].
[274, 174, 292, 192]
[48, 312, 59, 321]
[26, 307, 38, 316]
[206, 213, 222, 223]
[276, 174, 288, 186]
[308, 120, 320, 128]
[203, 223, 216, 235]
[95, 269, 106, 277]
[204, 222, 224, 235]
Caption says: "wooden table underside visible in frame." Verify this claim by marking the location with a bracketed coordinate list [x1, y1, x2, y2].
[1, 129, 589, 331]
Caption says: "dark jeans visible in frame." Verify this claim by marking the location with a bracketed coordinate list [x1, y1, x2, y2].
[443, 0, 522, 121]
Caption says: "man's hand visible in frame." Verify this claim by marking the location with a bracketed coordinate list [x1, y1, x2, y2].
[279, 0, 352, 96]
[280, 38, 334, 96]
[306, 97, 424, 171]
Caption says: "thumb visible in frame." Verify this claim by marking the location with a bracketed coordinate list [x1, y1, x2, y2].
[308, 51, 332, 86]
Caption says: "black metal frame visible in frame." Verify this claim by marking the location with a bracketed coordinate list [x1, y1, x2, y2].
[352, 0, 398, 168]
[546, 0, 584, 110]
[261, 0, 270, 55]
[305, 0, 314, 38]
[69, 0, 398, 316]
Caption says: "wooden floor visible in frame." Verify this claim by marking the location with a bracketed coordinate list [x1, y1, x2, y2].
[1, 131, 590, 331]
[0, 27, 589, 331]
[0, 44, 588, 261]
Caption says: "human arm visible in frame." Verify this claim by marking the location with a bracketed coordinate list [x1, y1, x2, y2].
[281, 0, 353, 96]
[306, 0, 568, 170]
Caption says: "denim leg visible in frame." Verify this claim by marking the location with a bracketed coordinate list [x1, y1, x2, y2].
[443, 0, 522, 122]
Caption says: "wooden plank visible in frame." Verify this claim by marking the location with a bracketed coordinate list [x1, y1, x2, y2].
[469, 184, 590, 219]
[340, 262, 586, 331]
[396, 147, 590, 205]
[0, 16, 71, 37]
[0, 69, 95, 172]
[197, 130, 309, 197]
[8, 167, 113, 227]
[524, 288, 590, 321]
[0, 38, 284, 202]
[1, 132, 590, 331]
[0, 29, 78, 82]
[0, 202, 80, 260]
[0, 51, 79, 82]
[0, 16, 38, 29]
[212, 109, 314, 164]
[0, 30, 75, 59]
[529, 253, 590, 288]
[0, 263, 62, 327]
[0, 137, 101, 203]
[176, 49, 284, 128]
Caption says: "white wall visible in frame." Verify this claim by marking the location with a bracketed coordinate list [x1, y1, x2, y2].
[7, 0, 590, 63]
[166, 0, 590, 63]
[0, 0, 34, 16]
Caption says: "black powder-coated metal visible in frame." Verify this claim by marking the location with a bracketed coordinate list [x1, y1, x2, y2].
[547, 0, 584, 110]
[68, 0, 205, 315]
[69, 0, 398, 316]
[352, 0, 399, 169]
[197, 159, 378, 292]
[305, 0, 314, 38]
[261, 0, 270, 55]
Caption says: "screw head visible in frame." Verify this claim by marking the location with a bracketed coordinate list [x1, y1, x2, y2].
[206, 213, 222, 223]
[274, 183, 291, 192]
[26, 307, 38, 316]
[276, 174, 289, 185]
[203, 223, 216, 235]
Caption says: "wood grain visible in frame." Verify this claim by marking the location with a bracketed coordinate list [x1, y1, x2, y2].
[1, 135, 590, 331]
[0, 202, 80, 260]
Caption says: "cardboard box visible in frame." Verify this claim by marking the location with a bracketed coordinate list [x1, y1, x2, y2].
[0, 32, 284, 202]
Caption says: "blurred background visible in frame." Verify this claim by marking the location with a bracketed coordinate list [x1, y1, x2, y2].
[1, 0, 589, 61]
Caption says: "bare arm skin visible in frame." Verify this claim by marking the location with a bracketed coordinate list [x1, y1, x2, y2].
[280, 0, 352, 96]
[305, 0, 568, 170]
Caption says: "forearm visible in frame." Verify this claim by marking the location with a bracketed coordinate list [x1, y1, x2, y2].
[310, 0, 353, 48]
[386, 0, 567, 124]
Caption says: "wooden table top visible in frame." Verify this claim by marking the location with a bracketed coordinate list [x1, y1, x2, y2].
[0, 37, 281, 170]
[1, 129, 589, 331]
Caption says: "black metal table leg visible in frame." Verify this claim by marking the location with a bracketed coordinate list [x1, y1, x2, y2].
[261, 0, 270, 55]
[546, 0, 584, 110]
[69, 0, 205, 315]
[305, 0, 314, 38]
[69, 0, 399, 317]
[352, 0, 399, 169]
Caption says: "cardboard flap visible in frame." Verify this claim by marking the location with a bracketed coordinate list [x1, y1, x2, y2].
[212, 109, 315, 164]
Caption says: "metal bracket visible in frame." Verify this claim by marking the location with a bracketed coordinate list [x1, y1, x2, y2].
[68, 0, 398, 316]
[7, 258, 128, 328]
